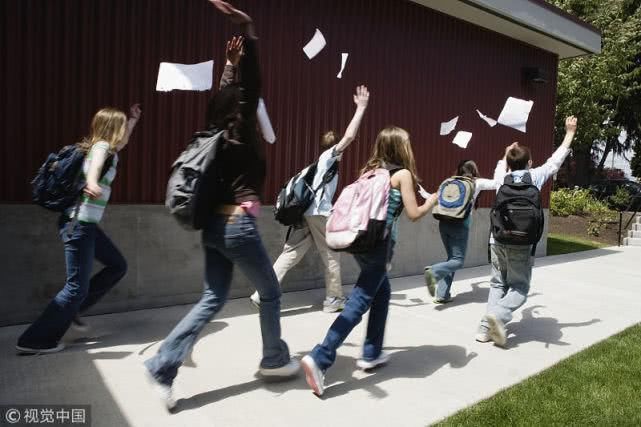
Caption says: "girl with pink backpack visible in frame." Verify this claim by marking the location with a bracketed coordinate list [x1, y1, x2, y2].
[301, 126, 438, 396]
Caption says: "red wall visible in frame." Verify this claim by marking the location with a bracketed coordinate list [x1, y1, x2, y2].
[0, 0, 558, 206]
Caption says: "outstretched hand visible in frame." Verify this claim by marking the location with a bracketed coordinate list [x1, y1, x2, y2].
[353, 85, 370, 109]
[565, 115, 577, 133]
[226, 36, 244, 66]
[209, 0, 252, 24]
[129, 103, 142, 120]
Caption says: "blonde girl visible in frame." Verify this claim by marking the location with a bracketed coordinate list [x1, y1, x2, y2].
[301, 126, 438, 396]
[17, 104, 141, 354]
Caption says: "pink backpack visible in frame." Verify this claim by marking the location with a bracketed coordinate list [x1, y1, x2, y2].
[326, 168, 391, 253]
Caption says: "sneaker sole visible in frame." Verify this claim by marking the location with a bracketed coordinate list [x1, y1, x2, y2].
[143, 366, 177, 411]
[16, 344, 65, 355]
[301, 357, 323, 396]
[322, 306, 344, 313]
[259, 362, 300, 378]
[424, 269, 436, 297]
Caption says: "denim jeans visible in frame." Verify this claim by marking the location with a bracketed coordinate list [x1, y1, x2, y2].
[18, 217, 127, 348]
[145, 214, 290, 386]
[430, 221, 469, 300]
[479, 243, 533, 332]
[310, 239, 392, 371]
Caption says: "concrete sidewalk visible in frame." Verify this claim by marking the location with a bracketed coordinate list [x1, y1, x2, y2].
[1, 247, 639, 427]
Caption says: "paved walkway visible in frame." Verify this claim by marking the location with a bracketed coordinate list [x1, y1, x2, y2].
[1, 246, 640, 427]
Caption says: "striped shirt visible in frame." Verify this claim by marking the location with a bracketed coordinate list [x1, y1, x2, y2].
[67, 141, 118, 224]
[386, 188, 403, 242]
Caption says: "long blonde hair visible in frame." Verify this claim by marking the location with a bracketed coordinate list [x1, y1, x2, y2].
[361, 126, 420, 186]
[78, 108, 127, 152]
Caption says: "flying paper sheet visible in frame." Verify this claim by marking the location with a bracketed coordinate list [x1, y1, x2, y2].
[156, 60, 213, 92]
[337, 53, 349, 79]
[418, 185, 431, 200]
[303, 29, 327, 60]
[452, 131, 472, 149]
[497, 97, 534, 133]
[257, 98, 276, 144]
[476, 109, 497, 127]
[440, 116, 459, 136]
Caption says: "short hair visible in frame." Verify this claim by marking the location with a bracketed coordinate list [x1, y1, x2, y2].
[506, 144, 531, 171]
[321, 131, 337, 149]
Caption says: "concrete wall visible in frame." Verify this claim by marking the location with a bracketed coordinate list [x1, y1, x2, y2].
[0, 205, 548, 326]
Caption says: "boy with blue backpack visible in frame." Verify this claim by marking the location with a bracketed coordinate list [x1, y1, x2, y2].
[477, 116, 578, 347]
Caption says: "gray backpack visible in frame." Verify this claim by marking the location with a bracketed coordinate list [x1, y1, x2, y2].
[432, 176, 476, 221]
[166, 130, 226, 230]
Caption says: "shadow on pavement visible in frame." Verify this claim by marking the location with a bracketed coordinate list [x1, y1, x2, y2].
[506, 305, 601, 349]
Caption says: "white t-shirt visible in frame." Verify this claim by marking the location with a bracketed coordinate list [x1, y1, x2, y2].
[305, 147, 342, 217]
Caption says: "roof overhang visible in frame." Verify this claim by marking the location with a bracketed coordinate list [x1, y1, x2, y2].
[409, 0, 602, 59]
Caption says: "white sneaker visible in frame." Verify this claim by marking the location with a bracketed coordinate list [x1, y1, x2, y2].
[356, 352, 390, 370]
[323, 297, 346, 313]
[249, 291, 261, 309]
[301, 355, 325, 396]
[144, 367, 177, 411]
[259, 359, 300, 378]
[475, 332, 491, 343]
[485, 314, 507, 347]
[16, 343, 65, 355]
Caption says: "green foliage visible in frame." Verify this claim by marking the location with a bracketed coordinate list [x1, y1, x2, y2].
[632, 140, 641, 179]
[551, 0, 641, 183]
[550, 188, 607, 216]
[609, 186, 632, 209]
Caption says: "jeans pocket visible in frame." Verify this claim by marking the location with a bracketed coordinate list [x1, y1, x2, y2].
[225, 215, 258, 246]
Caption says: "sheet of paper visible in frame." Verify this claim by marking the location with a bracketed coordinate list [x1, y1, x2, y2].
[418, 185, 431, 199]
[303, 29, 326, 60]
[476, 109, 497, 127]
[337, 53, 349, 79]
[156, 60, 213, 92]
[497, 97, 534, 133]
[257, 98, 276, 144]
[440, 116, 459, 136]
[452, 131, 472, 149]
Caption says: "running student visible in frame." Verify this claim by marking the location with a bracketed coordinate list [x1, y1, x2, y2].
[301, 126, 438, 396]
[250, 85, 370, 313]
[424, 160, 499, 303]
[477, 116, 577, 347]
[144, 1, 299, 411]
[16, 104, 141, 354]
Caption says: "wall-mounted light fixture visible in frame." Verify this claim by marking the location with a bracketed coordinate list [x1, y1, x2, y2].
[523, 67, 548, 84]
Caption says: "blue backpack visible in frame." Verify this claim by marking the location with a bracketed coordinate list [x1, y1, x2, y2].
[32, 145, 112, 212]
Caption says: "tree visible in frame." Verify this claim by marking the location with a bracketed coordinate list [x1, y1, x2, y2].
[551, 0, 641, 186]
[631, 140, 641, 179]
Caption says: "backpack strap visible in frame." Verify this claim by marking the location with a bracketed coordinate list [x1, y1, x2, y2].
[504, 172, 534, 185]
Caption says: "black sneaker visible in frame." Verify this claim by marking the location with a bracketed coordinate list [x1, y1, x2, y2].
[71, 316, 90, 333]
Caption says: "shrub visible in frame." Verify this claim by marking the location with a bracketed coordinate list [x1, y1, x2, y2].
[550, 188, 616, 236]
[609, 187, 631, 211]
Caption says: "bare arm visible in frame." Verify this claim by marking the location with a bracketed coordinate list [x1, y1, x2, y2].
[83, 143, 109, 199]
[334, 85, 370, 154]
[392, 169, 438, 222]
[115, 103, 141, 152]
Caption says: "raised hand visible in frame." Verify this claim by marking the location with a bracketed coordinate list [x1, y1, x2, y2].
[353, 85, 370, 109]
[226, 36, 244, 66]
[565, 115, 577, 133]
[129, 103, 142, 120]
[208, 0, 252, 24]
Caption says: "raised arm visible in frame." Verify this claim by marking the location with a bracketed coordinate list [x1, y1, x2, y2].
[531, 115, 577, 180]
[393, 169, 438, 222]
[115, 103, 141, 152]
[334, 85, 370, 154]
[218, 36, 243, 90]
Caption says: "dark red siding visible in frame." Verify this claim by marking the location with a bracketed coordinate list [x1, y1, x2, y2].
[1, 0, 558, 207]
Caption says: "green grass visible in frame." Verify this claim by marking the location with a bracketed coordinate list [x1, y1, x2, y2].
[547, 233, 608, 256]
[437, 324, 641, 426]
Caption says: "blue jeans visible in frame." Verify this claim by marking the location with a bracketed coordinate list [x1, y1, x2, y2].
[18, 217, 127, 348]
[430, 221, 469, 300]
[479, 243, 533, 332]
[310, 239, 392, 371]
[145, 214, 290, 386]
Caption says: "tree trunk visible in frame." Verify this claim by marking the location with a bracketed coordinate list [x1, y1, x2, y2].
[596, 139, 615, 175]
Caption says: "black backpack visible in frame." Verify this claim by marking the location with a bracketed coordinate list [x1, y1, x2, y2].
[32, 144, 113, 212]
[490, 172, 544, 255]
[273, 161, 338, 226]
[165, 130, 226, 230]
